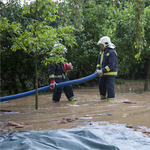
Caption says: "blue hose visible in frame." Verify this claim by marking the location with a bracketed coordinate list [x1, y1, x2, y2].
[0, 72, 98, 102]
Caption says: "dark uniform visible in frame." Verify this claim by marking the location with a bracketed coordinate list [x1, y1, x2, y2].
[48, 55, 75, 102]
[96, 48, 118, 101]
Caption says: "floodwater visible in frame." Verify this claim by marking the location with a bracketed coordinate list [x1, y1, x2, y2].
[0, 81, 150, 133]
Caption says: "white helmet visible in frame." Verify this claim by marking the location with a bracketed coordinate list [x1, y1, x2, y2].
[97, 36, 115, 49]
[53, 43, 67, 53]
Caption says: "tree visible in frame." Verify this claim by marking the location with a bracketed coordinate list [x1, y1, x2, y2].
[134, 0, 150, 91]
[143, 5, 150, 91]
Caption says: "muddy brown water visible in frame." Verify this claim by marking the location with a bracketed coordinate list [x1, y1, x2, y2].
[0, 81, 150, 132]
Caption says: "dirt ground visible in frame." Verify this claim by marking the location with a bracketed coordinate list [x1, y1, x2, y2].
[0, 81, 150, 134]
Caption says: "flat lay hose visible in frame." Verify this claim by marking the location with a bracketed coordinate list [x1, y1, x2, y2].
[0, 72, 98, 102]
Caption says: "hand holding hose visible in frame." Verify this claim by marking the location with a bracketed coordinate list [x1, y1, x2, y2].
[96, 69, 103, 77]
[50, 80, 57, 89]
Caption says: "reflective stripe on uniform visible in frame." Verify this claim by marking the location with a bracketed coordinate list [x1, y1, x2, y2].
[105, 66, 110, 72]
[97, 64, 100, 67]
[100, 51, 104, 69]
[106, 53, 110, 56]
[49, 73, 67, 79]
[107, 98, 114, 100]
[68, 96, 75, 100]
[100, 95, 107, 99]
[107, 98, 114, 102]
[55, 75, 63, 78]
[49, 74, 54, 78]
[49, 74, 64, 79]
[104, 72, 117, 75]
[69, 98, 76, 102]
[62, 74, 65, 79]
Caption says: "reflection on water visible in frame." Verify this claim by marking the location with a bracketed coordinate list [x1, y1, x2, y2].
[0, 81, 150, 132]
[116, 81, 145, 93]
[3, 111, 20, 114]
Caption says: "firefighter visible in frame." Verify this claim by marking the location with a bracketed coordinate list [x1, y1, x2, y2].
[96, 36, 118, 102]
[48, 43, 76, 103]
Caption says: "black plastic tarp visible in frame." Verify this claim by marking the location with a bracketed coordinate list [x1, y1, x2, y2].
[0, 124, 150, 150]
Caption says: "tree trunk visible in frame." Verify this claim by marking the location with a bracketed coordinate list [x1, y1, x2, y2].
[35, 47, 38, 109]
[144, 58, 150, 91]
[35, 0, 38, 109]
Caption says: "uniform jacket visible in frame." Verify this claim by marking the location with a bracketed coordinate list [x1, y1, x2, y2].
[96, 48, 118, 76]
[48, 54, 67, 81]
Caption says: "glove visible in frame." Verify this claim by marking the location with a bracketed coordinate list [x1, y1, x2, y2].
[50, 80, 57, 89]
[69, 62, 73, 70]
[64, 62, 73, 72]
[96, 69, 103, 77]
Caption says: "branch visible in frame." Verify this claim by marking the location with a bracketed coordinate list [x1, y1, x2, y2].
[6, 29, 34, 57]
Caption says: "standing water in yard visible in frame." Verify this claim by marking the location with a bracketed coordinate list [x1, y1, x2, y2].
[0, 81, 150, 149]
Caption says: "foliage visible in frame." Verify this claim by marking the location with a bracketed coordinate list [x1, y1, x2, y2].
[143, 4, 150, 56]
[0, 1, 35, 95]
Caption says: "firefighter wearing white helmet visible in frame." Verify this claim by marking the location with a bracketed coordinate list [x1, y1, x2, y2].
[96, 36, 118, 102]
[48, 43, 76, 103]
[97, 36, 116, 49]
